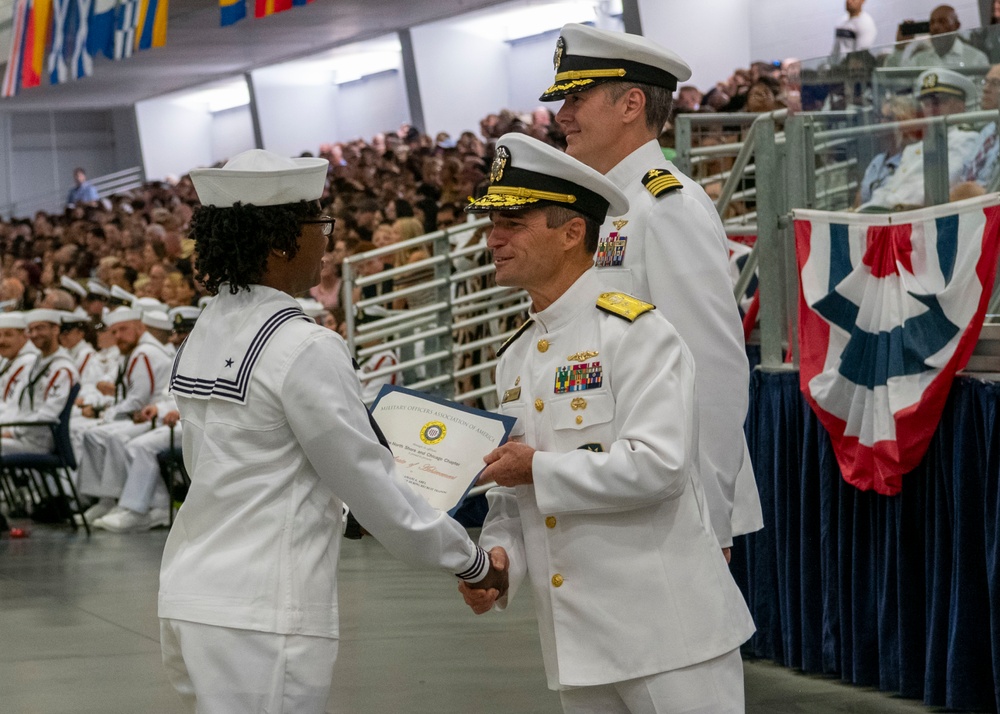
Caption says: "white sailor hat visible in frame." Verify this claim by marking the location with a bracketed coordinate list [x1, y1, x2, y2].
[61, 307, 90, 327]
[24, 309, 65, 326]
[141, 310, 173, 331]
[466, 133, 629, 223]
[0, 312, 27, 330]
[169, 306, 201, 331]
[297, 297, 327, 319]
[86, 280, 111, 300]
[103, 306, 143, 327]
[190, 149, 329, 208]
[134, 297, 168, 314]
[916, 68, 977, 103]
[540, 23, 692, 101]
[110, 285, 137, 307]
[197, 295, 214, 309]
[60, 276, 88, 299]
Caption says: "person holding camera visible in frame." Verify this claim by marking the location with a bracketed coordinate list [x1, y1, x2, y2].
[905, 5, 989, 68]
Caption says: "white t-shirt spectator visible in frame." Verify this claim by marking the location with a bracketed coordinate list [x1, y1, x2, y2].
[832, 11, 878, 56]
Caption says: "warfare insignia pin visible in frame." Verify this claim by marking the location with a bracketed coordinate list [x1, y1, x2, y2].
[613, 219, 628, 231]
[491, 146, 510, 184]
[554, 361, 603, 393]
[567, 350, 598, 362]
[554, 36, 565, 71]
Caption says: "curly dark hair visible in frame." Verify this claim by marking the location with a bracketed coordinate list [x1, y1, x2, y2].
[190, 200, 322, 295]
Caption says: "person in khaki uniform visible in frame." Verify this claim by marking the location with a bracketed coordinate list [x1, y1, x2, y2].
[460, 133, 755, 714]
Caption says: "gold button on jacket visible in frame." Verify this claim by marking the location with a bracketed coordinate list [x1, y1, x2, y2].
[535, 398, 544, 412]
[537, 339, 549, 353]
[545, 516, 557, 528]
[551, 574, 564, 587]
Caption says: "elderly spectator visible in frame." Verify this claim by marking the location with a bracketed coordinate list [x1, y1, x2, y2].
[906, 5, 990, 68]
[954, 63, 1000, 188]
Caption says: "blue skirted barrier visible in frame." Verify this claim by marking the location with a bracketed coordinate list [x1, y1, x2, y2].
[732, 369, 1000, 712]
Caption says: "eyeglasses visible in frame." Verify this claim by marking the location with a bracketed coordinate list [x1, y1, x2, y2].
[300, 216, 336, 236]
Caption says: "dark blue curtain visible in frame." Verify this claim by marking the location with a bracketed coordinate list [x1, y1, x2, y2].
[732, 370, 1000, 712]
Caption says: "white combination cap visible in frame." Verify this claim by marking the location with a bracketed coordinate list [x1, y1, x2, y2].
[297, 297, 327, 318]
[190, 149, 329, 208]
[916, 68, 977, 104]
[540, 23, 692, 101]
[466, 133, 629, 223]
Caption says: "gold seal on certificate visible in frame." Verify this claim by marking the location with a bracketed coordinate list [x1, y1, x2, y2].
[370, 385, 516, 515]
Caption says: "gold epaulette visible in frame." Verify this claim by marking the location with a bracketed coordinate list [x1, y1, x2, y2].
[596, 292, 655, 322]
[641, 169, 682, 198]
[497, 319, 535, 357]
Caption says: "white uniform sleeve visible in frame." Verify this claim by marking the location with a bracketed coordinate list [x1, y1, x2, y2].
[283, 332, 488, 583]
[478, 485, 529, 608]
[531, 316, 696, 516]
[103, 351, 158, 420]
[12, 365, 76, 436]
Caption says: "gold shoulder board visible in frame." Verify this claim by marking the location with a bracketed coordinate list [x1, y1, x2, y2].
[596, 292, 655, 322]
[497, 319, 535, 357]
[642, 169, 682, 198]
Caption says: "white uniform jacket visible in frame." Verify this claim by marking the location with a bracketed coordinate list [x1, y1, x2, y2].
[68, 340, 102, 387]
[103, 333, 173, 421]
[0, 343, 39, 420]
[9, 349, 79, 451]
[480, 270, 755, 690]
[596, 140, 762, 545]
[159, 285, 488, 639]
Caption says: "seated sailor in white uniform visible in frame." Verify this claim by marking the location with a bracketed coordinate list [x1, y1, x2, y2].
[459, 134, 756, 714]
[0, 309, 78, 455]
[94, 306, 202, 533]
[158, 149, 506, 714]
[76, 307, 175, 524]
[0, 312, 39, 421]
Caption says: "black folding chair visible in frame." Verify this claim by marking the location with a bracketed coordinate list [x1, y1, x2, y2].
[0, 384, 89, 535]
[157, 424, 189, 525]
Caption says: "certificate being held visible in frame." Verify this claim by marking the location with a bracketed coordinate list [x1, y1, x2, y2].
[370, 385, 516, 515]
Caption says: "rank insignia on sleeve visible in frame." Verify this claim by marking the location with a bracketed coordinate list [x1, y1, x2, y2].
[578, 443, 604, 452]
[595, 231, 627, 267]
[642, 169, 682, 198]
[597, 292, 655, 321]
[554, 361, 603, 393]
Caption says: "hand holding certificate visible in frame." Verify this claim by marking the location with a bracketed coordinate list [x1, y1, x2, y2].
[369, 385, 517, 515]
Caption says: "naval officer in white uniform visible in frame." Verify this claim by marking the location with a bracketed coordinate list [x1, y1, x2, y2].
[460, 133, 755, 713]
[158, 149, 505, 714]
[540, 24, 763, 554]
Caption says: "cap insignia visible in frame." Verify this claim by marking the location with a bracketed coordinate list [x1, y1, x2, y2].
[642, 169, 682, 198]
[553, 36, 565, 72]
[596, 292, 655, 322]
[491, 146, 510, 184]
[923, 73, 938, 90]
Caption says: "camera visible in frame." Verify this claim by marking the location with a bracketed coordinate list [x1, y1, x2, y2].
[899, 20, 931, 36]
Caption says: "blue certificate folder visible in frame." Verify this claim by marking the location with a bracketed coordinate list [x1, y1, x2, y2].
[369, 384, 517, 516]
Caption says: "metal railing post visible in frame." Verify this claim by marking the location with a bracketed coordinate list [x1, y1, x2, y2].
[674, 114, 692, 175]
[923, 116, 950, 207]
[754, 116, 787, 369]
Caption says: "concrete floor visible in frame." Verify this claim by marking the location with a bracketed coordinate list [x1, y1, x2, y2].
[0, 523, 947, 714]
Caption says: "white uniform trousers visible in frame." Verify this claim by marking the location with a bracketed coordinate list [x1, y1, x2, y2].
[77, 421, 153, 500]
[0, 436, 49, 455]
[117, 425, 173, 513]
[558, 649, 745, 714]
[160, 618, 339, 714]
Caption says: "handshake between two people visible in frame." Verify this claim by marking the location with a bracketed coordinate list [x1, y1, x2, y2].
[458, 547, 509, 615]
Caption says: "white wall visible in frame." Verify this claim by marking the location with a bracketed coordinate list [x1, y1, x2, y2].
[209, 105, 256, 164]
[135, 100, 213, 180]
[252, 66, 340, 156]
[410, 22, 510, 138]
[748, 0, 983, 66]
[637, 0, 752, 93]
[335, 70, 409, 142]
[507, 30, 562, 115]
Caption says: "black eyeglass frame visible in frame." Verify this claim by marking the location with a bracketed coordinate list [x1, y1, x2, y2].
[300, 216, 336, 236]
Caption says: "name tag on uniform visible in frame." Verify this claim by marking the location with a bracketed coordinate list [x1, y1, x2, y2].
[502, 386, 521, 403]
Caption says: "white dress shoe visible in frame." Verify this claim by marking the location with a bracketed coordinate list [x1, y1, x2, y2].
[77, 499, 114, 525]
[99, 508, 153, 533]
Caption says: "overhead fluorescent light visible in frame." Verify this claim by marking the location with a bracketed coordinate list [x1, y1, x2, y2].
[173, 80, 250, 113]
